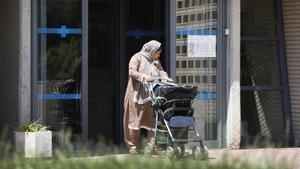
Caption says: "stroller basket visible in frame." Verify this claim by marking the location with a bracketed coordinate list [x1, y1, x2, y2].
[144, 81, 208, 160]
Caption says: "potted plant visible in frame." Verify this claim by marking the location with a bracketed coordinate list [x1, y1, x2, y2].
[15, 121, 52, 158]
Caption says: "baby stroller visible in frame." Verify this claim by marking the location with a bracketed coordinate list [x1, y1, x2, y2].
[144, 77, 208, 160]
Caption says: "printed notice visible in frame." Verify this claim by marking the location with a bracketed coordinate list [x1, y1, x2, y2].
[187, 35, 216, 57]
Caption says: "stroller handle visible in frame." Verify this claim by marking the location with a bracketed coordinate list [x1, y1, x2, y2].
[144, 77, 175, 84]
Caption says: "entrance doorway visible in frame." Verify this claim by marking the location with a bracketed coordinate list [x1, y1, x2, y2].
[88, 0, 118, 143]
[33, 0, 168, 144]
[88, 0, 166, 143]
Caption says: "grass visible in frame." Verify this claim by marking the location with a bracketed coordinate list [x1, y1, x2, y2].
[0, 129, 291, 169]
[0, 138, 290, 169]
[0, 154, 290, 169]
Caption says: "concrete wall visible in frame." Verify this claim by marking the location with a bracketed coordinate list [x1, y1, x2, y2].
[0, 1, 20, 137]
[19, 0, 31, 125]
[226, 0, 241, 149]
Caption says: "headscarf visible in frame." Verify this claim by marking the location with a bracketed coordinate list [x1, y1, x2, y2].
[133, 40, 162, 104]
[139, 40, 161, 61]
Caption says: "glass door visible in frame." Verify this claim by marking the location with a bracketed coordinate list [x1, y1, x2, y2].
[32, 0, 88, 144]
[175, 0, 220, 148]
[122, 0, 166, 141]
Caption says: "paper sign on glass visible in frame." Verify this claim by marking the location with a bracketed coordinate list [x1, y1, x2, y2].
[187, 35, 216, 57]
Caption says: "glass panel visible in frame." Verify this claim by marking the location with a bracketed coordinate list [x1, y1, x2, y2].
[241, 91, 285, 145]
[241, 41, 281, 86]
[125, 0, 165, 72]
[88, 0, 117, 142]
[36, 0, 82, 144]
[241, 0, 288, 146]
[241, 0, 277, 36]
[176, 0, 218, 141]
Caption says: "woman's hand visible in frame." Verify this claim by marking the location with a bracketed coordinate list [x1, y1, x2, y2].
[144, 75, 154, 82]
[166, 77, 174, 82]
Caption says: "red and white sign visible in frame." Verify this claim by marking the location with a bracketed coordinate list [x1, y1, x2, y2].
[187, 35, 216, 58]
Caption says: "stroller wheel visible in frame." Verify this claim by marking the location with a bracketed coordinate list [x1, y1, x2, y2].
[173, 145, 184, 159]
[178, 145, 185, 158]
[166, 146, 175, 160]
[192, 146, 208, 160]
[201, 146, 209, 160]
[144, 145, 153, 158]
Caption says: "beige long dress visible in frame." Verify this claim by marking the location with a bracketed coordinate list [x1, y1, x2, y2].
[123, 52, 169, 149]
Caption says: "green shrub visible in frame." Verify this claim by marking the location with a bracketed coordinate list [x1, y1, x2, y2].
[15, 121, 49, 132]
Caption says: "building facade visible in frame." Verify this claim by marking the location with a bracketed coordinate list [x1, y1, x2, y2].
[0, 0, 299, 149]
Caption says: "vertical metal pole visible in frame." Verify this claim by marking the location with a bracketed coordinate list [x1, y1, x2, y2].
[215, 0, 228, 148]
[40, 0, 47, 122]
[31, 0, 38, 120]
[276, 0, 293, 146]
[82, 0, 89, 143]
[119, 0, 126, 144]
[169, 0, 176, 79]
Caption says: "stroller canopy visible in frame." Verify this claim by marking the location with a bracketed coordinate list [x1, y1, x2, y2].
[154, 84, 198, 101]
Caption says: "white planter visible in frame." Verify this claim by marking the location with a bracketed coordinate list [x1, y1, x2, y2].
[15, 131, 52, 158]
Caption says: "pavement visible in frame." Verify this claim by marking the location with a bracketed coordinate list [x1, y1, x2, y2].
[208, 148, 300, 168]
[74, 148, 300, 169]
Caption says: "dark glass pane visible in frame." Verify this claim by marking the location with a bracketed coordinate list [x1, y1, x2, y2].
[241, 0, 277, 36]
[241, 91, 285, 144]
[43, 0, 82, 28]
[241, 41, 281, 86]
[88, 0, 118, 141]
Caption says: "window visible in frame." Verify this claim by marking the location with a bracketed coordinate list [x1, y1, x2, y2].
[211, 75, 216, 84]
[202, 75, 207, 83]
[181, 60, 187, 68]
[188, 76, 193, 83]
[197, 13, 203, 21]
[177, 1, 183, 9]
[211, 60, 217, 68]
[184, 0, 189, 7]
[188, 60, 194, 68]
[183, 15, 189, 22]
[199, 0, 204, 5]
[176, 76, 180, 83]
[205, 11, 210, 20]
[192, 0, 196, 6]
[182, 45, 187, 53]
[212, 11, 217, 19]
[190, 14, 195, 22]
[195, 60, 201, 68]
[176, 46, 180, 53]
[203, 60, 209, 68]
[181, 76, 186, 83]
[177, 16, 182, 23]
[195, 75, 200, 83]
[176, 61, 180, 68]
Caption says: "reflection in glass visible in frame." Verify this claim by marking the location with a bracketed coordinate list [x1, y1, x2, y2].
[175, 0, 218, 140]
[35, 0, 82, 145]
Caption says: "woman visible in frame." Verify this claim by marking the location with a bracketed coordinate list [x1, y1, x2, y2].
[123, 40, 173, 154]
